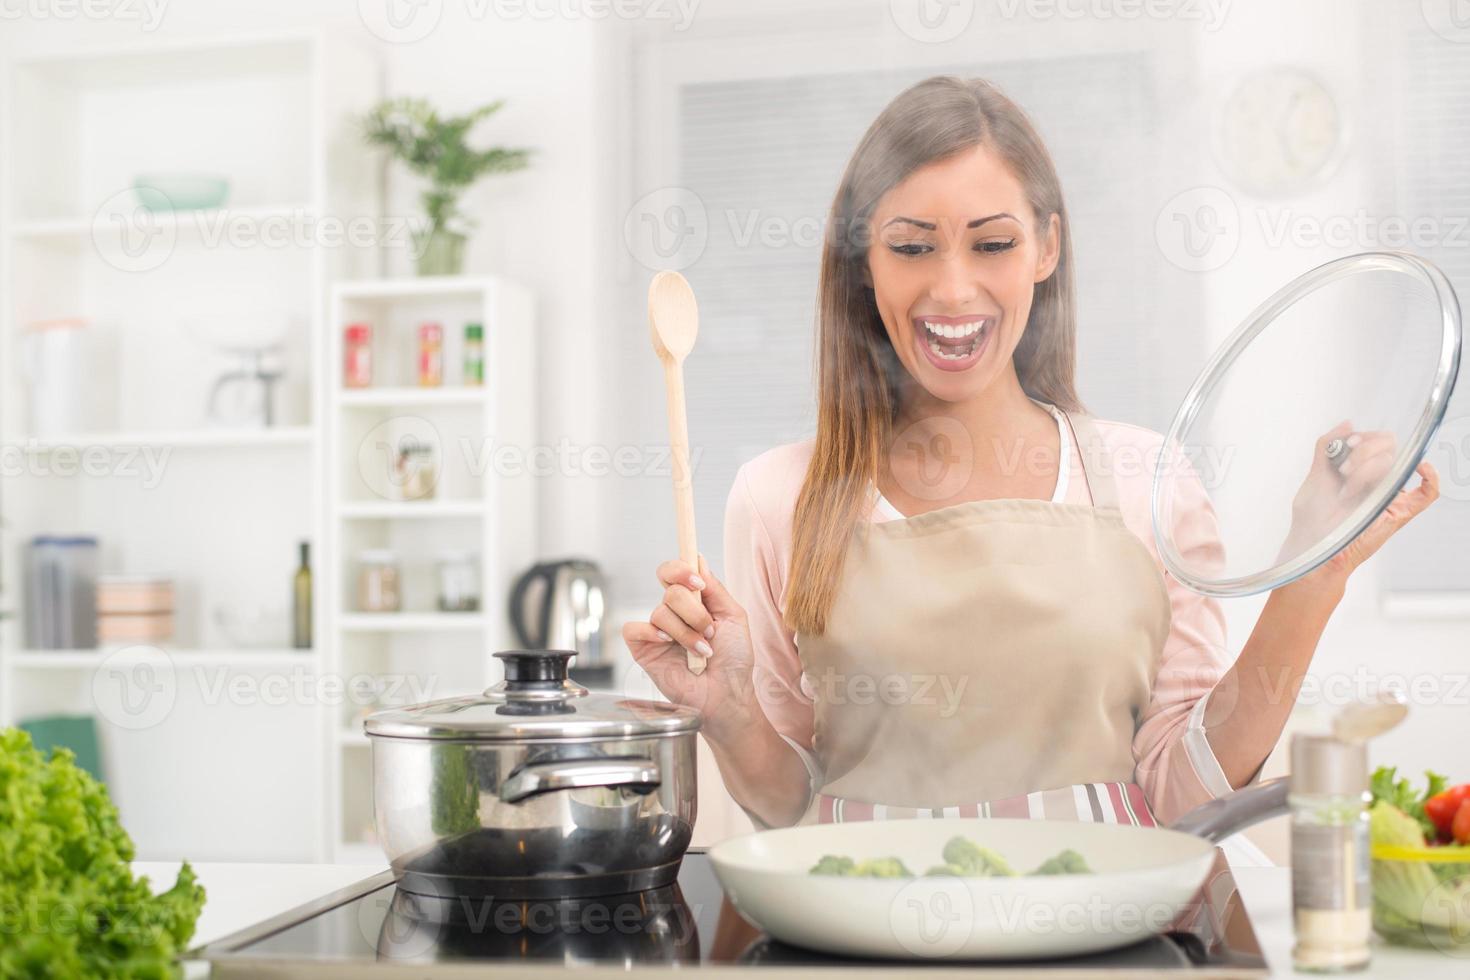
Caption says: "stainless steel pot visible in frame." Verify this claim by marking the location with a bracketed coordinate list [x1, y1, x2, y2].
[365, 649, 701, 899]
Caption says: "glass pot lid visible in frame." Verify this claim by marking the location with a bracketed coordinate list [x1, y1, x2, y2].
[364, 650, 701, 741]
[1153, 251, 1462, 597]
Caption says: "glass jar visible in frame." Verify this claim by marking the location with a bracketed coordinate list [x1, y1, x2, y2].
[436, 552, 480, 612]
[357, 551, 401, 612]
[393, 437, 438, 501]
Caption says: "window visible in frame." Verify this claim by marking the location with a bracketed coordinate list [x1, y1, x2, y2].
[1376, 5, 1470, 595]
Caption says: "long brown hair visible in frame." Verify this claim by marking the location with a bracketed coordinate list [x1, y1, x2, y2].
[784, 76, 1082, 637]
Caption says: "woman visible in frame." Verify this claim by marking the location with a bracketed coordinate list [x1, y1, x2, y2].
[622, 77, 1440, 831]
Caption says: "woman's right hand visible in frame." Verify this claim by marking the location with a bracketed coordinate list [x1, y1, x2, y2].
[621, 555, 757, 740]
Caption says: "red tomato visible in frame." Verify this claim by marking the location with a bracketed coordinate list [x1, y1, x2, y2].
[1425, 784, 1470, 837]
[1453, 799, 1470, 846]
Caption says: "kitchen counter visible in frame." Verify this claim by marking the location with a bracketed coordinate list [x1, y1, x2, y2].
[137, 860, 1468, 977]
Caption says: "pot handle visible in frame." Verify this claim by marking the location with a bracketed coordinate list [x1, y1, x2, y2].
[1166, 776, 1289, 843]
[500, 758, 661, 804]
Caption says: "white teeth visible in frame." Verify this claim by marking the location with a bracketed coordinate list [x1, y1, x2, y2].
[923, 319, 985, 339]
[920, 318, 990, 364]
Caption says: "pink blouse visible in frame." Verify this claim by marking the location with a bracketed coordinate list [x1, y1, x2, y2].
[721, 404, 1262, 828]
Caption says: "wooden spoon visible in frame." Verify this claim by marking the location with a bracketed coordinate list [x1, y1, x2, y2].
[648, 270, 706, 675]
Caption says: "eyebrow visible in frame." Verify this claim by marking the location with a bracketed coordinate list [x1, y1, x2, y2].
[883, 213, 1017, 231]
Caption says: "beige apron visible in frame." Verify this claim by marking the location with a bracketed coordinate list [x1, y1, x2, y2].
[798, 409, 1173, 827]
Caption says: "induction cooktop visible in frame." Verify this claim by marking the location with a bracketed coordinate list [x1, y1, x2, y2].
[200, 847, 1268, 977]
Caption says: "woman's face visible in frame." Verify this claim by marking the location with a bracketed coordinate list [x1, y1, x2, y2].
[864, 144, 1061, 405]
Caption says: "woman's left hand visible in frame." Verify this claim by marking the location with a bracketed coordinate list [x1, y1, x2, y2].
[1290, 458, 1440, 595]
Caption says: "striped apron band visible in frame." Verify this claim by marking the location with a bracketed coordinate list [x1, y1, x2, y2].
[818, 781, 1158, 827]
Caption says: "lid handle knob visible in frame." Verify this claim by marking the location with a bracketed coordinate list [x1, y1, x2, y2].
[494, 649, 575, 686]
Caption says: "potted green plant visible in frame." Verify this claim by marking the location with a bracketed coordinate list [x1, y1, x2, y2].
[363, 97, 532, 276]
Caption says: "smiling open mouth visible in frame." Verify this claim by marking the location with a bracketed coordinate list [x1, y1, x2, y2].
[921, 318, 988, 359]
[913, 317, 995, 370]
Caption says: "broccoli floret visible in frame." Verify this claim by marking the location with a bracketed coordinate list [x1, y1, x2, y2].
[809, 854, 856, 875]
[941, 836, 1016, 876]
[853, 856, 912, 878]
[810, 853, 913, 877]
[1030, 848, 1093, 875]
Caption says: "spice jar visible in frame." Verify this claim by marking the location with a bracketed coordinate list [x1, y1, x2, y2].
[436, 552, 480, 612]
[392, 436, 438, 501]
[357, 551, 402, 612]
[418, 322, 443, 387]
[464, 323, 484, 386]
[344, 324, 372, 388]
[1290, 733, 1371, 973]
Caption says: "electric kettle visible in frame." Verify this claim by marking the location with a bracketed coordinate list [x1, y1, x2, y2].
[509, 558, 608, 669]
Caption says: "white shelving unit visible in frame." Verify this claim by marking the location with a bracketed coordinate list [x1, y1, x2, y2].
[0, 33, 380, 863]
[0, 37, 544, 868]
[325, 276, 536, 860]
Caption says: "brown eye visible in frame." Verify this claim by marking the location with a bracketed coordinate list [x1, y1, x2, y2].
[974, 239, 1017, 254]
[887, 242, 933, 256]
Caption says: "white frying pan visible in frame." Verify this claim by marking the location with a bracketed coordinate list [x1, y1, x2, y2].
[708, 778, 1286, 961]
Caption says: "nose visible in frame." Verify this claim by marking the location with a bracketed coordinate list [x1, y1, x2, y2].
[929, 253, 982, 310]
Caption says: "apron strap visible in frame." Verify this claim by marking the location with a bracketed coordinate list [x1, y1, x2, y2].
[1062, 410, 1120, 512]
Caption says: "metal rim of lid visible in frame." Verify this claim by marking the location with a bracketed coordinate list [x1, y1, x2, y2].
[1153, 250, 1462, 597]
[362, 649, 701, 741]
[362, 694, 700, 741]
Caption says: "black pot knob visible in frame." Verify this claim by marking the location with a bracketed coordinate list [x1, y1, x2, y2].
[494, 649, 576, 687]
